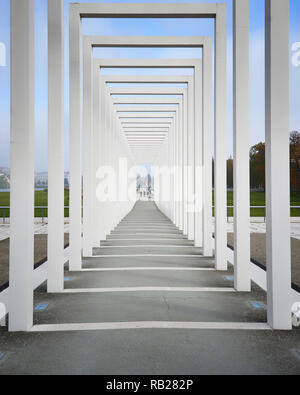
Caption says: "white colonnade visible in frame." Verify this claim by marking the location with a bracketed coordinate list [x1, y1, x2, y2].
[6, 0, 293, 332]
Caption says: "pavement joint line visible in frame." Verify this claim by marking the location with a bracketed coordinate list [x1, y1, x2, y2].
[79, 267, 216, 272]
[107, 237, 188, 240]
[111, 234, 187, 237]
[61, 287, 236, 293]
[29, 322, 271, 332]
[116, 226, 179, 229]
[91, 254, 205, 258]
[104, 239, 194, 242]
[114, 224, 179, 226]
[98, 245, 200, 249]
[115, 229, 180, 231]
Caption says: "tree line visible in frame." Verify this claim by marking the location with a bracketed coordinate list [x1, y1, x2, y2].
[214, 131, 300, 192]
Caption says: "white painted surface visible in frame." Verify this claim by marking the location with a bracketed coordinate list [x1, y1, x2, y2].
[80, 267, 215, 272]
[47, 0, 65, 293]
[265, 0, 292, 329]
[112, 233, 186, 236]
[201, 39, 213, 257]
[30, 321, 271, 332]
[69, 4, 82, 271]
[99, 245, 199, 249]
[62, 287, 236, 293]
[233, 0, 251, 291]
[1, 222, 300, 241]
[214, 4, 228, 271]
[91, 254, 205, 258]
[9, 0, 35, 332]
[82, 37, 93, 257]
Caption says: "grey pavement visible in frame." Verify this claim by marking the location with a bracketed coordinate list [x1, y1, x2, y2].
[0, 201, 299, 375]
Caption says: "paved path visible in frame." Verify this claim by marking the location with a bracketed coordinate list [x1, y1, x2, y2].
[2, 216, 300, 241]
[0, 201, 299, 375]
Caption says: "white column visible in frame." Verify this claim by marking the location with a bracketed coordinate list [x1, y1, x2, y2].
[187, 85, 195, 241]
[202, 43, 213, 257]
[194, 66, 203, 248]
[215, 4, 228, 270]
[233, 0, 251, 291]
[171, 119, 176, 223]
[83, 40, 93, 257]
[200, 60, 212, 253]
[265, 0, 291, 329]
[47, 0, 65, 293]
[182, 93, 188, 235]
[107, 98, 114, 233]
[175, 111, 179, 227]
[178, 99, 184, 231]
[9, 0, 35, 331]
[169, 121, 175, 221]
[93, 64, 102, 245]
[103, 86, 110, 236]
[69, 5, 82, 270]
[97, 78, 108, 242]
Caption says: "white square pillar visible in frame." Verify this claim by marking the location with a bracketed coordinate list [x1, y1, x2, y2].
[265, 0, 292, 329]
[83, 40, 93, 257]
[233, 0, 251, 291]
[194, 66, 203, 248]
[47, 0, 65, 293]
[9, 0, 35, 331]
[214, 4, 228, 270]
[202, 40, 213, 256]
[183, 94, 188, 235]
[69, 5, 82, 270]
[187, 83, 195, 241]
[93, 65, 103, 245]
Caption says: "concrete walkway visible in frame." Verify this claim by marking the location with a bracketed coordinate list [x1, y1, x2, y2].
[0, 201, 299, 375]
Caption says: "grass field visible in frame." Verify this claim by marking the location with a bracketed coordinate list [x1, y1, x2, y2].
[213, 191, 300, 217]
[0, 189, 70, 218]
[0, 189, 299, 218]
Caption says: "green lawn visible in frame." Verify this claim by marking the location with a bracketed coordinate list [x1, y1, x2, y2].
[212, 191, 300, 217]
[0, 189, 299, 218]
[0, 189, 70, 218]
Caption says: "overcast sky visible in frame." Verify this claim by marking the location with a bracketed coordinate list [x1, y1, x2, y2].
[0, 0, 299, 172]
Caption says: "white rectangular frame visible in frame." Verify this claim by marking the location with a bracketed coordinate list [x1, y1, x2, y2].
[69, 4, 227, 272]
[84, 50, 212, 256]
